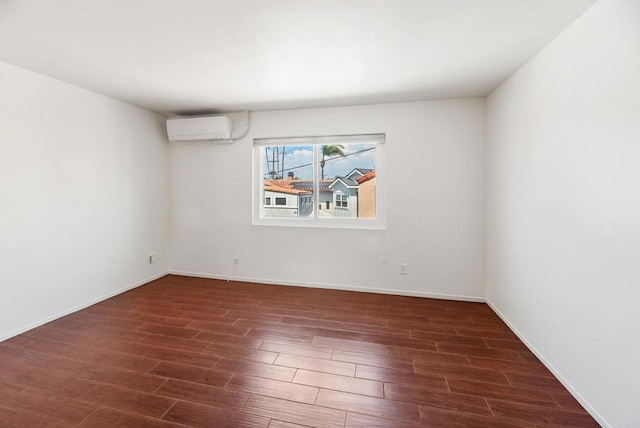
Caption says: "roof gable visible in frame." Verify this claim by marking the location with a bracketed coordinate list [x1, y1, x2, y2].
[345, 168, 374, 181]
[328, 177, 358, 189]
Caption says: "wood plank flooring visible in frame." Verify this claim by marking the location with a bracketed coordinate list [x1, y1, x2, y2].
[0, 275, 598, 427]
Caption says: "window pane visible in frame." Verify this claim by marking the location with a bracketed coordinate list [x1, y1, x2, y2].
[261, 145, 315, 218]
[324, 143, 376, 218]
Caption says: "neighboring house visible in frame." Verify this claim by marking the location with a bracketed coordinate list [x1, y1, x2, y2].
[356, 170, 376, 218]
[263, 168, 375, 218]
[289, 179, 334, 212]
[328, 176, 359, 218]
[263, 180, 312, 217]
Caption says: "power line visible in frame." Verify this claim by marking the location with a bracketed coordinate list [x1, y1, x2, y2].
[262, 147, 375, 177]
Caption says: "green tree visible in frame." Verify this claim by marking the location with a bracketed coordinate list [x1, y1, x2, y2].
[320, 144, 345, 179]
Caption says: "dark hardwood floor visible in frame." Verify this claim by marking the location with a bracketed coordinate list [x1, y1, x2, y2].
[0, 275, 598, 427]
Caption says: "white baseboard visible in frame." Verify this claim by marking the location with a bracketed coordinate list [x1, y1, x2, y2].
[167, 270, 486, 303]
[0, 271, 168, 342]
[486, 299, 610, 428]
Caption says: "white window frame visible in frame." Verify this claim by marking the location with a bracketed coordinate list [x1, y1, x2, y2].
[252, 134, 385, 230]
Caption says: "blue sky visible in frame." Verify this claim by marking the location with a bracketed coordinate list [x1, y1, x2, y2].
[263, 143, 376, 179]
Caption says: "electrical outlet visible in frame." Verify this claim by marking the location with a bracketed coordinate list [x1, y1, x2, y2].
[399, 263, 408, 275]
[233, 256, 240, 265]
[149, 253, 155, 264]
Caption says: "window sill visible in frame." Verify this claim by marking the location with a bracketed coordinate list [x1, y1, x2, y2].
[252, 217, 386, 230]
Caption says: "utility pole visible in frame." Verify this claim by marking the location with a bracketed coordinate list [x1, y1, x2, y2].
[266, 146, 286, 179]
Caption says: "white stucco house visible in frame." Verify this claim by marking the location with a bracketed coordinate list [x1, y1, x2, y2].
[263, 181, 312, 217]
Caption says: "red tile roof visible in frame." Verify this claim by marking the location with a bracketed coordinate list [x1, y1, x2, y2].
[264, 180, 311, 195]
[356, 171, 376, 184]
[264, 179, 332, 194]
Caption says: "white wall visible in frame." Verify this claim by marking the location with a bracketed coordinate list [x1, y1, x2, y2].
[0, 62, 170, 340]
[486, 0, 640, 426]
[170, 99, 486, 300]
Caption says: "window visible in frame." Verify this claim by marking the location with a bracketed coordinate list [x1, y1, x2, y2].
[335, 193, 348, 208]
[253, 134, 385, 229]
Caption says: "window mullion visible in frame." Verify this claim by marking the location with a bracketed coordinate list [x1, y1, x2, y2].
[313, 145, 319, 220]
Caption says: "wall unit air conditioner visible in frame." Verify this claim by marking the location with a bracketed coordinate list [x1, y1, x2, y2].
[166, 115, 233, 142]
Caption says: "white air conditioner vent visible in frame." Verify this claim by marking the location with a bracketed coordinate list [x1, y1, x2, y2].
[166, 116, 233, 141]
